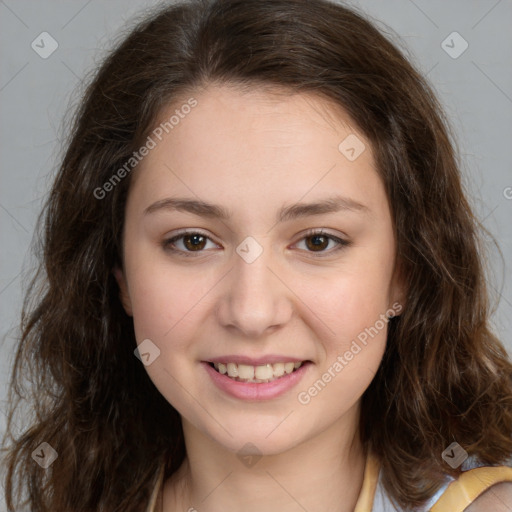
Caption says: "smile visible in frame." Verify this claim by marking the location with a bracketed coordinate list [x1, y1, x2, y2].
[210, 361, 304, 383]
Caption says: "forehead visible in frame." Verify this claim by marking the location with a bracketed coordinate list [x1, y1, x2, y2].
[164, 83, 358, 147]
[127, 84, 387, 217]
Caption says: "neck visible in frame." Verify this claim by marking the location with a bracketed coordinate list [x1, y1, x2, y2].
[163, 404, 367, 512]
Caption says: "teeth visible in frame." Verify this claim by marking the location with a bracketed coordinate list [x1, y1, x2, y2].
[255, 364, 273, 380]
[238, 364, 255, 380]
[227, 363, 238, 378]
[273, 362, 285, 377]
[212, 361, 305, 383]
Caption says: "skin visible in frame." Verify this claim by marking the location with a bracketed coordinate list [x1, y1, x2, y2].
[465, 483, 512, 511]
[115, 84, 406, 512]
[464, 482, 512, 512]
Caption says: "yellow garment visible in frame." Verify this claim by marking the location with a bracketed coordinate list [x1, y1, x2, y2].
[145, 452, 512, 512]
[354, 451, 380, 512]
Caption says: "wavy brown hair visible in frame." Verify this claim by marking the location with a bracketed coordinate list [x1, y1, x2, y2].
[3, 0, 512, 510]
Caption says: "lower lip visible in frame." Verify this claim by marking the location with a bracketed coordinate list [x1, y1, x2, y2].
[202, 361, 312, 401]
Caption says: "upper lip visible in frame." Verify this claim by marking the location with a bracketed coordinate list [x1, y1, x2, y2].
[205, 355, 310, 365]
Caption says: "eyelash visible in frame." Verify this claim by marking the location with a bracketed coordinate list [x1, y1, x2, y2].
[162, 229, 351, 258]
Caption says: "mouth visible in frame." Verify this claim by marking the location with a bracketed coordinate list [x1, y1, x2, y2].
[207, 360, 311, 384]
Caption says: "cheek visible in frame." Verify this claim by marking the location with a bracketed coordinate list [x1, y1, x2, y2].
[299, 246, 394, 382]
[296, 271, 390, 410]
[128, 270, 197, 343]
[123, 240, 188, 340]
[308, 257, 394, 339]
[126, 261, 207, 406]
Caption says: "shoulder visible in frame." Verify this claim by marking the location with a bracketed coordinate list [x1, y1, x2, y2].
[463, 481, 512, 512]
[427, 459, 512, 512]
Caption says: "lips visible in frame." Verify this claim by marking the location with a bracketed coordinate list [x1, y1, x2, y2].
[203, 360, 312, 400]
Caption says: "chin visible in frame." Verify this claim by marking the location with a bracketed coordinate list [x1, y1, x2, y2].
[201, 417, 312, 457]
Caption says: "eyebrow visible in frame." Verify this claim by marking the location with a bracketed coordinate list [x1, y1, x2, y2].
[143, 195, 370, 222]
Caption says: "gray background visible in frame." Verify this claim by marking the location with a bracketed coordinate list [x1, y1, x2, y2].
[1, 0, 511, 441]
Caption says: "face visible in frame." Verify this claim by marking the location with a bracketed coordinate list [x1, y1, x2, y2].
[115, 84, 404, 456]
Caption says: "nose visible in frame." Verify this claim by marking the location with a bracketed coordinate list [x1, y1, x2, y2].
[216, 241, 293, 338]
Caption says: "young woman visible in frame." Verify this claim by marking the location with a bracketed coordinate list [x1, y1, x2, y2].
[3, 1, 512, 511]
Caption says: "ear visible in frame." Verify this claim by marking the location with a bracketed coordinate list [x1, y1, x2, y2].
[113, 265, 133, 316]
[389, 259, 407, 316]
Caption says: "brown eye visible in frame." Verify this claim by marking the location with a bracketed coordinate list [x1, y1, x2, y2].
[163, 231, 218, 256]
[294, 230, 350, 256]
[182, 234, 207, 251]
[305, 234, 330, 252]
